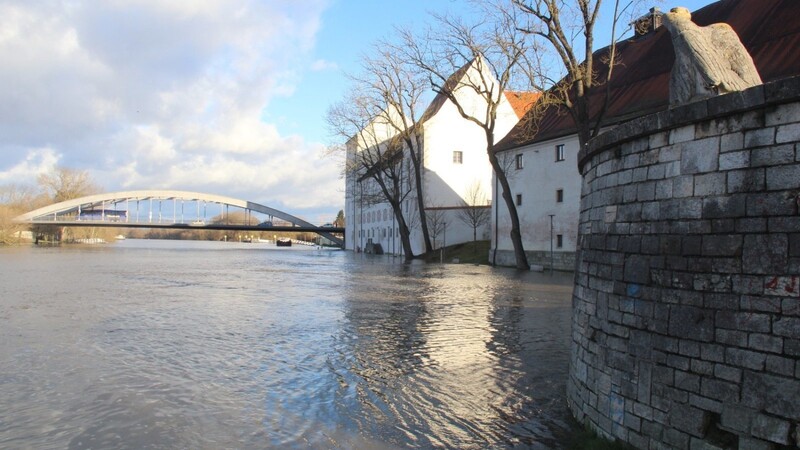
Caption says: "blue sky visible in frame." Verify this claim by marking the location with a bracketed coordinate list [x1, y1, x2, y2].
[0, 0, 714, 224]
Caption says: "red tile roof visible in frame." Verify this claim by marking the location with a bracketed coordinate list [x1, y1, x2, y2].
[495, 0, 800, 152]
[504, 91, 542, 119]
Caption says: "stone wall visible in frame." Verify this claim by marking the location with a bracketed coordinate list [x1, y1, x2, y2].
[491, 249, 575, 271]
[569, 76, 800, 449]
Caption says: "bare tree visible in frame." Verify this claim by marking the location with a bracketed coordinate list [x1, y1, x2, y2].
[514, 0, 649, 148]
[425, 205, 447, 250]
[37, 167, 99, 203]
[0, 184, 38, 244]
[35, 167, 114, 243]
[457, 181, 491, 254]
[357, 45, 435, 254]
[396, 7, 535, 269]
[327, 90, 417, 260]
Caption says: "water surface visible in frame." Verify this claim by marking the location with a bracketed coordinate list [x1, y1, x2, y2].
[0, 239, 576, 449]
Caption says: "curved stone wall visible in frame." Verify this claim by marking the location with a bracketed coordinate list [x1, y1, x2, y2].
[568, 77, 800, 449]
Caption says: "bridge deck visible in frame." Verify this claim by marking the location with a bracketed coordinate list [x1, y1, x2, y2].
[24, 220, 344, 234]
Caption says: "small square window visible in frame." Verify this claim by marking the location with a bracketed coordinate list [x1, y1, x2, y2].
[515, 153, 524, 170]
[453, 150, 463, 164]
[516, 194, 522, 206]
[555, 144, 565, 162]
[556, 189, 564, 203]
[557, 234, 563, 248]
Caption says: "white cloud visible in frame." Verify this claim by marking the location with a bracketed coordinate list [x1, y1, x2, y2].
[310, 59, 339, 71]
[0, 148, 60, 185]
[0, 0, 343, 219]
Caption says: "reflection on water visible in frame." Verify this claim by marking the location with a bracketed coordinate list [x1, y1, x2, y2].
[0, 240, 577, 449]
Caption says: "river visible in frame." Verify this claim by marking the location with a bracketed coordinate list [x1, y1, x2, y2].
[0, 239, 578, 449]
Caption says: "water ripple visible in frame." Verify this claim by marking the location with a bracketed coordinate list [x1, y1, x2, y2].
[0, 241, 577, 449]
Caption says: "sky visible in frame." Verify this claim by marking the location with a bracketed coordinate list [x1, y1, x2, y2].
[0, 0, 711, 224]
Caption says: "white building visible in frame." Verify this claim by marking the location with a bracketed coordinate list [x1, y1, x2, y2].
[490, 0, 798, 270]
[345, 57, 533, 257]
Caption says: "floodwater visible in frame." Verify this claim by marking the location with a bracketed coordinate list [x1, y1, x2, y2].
[0, 239, 578, 449]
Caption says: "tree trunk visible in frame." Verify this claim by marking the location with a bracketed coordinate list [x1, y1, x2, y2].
[391, 202, 415, 262]
[407, 142, 433, 254]
[488, 151, 530, 270]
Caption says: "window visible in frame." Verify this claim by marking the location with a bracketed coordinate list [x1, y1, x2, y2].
[453, 150, 463, 164]
[557, 234, 564, 248]
[515, 153, 524, 170]
[556, 189, 564, 203]
[516, 194, 522, 206]
[555, 144, 565, 162]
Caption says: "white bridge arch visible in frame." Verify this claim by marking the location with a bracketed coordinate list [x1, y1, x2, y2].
[15, 190, 343, 247]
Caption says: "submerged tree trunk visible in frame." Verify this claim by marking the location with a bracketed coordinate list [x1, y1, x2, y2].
[488, 149, 529, 270]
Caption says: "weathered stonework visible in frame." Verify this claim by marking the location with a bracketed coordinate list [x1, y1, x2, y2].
[570, 76, 800, 449]
[492, 250, 575, 272]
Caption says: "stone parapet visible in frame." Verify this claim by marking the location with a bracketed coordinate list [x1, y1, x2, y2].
[569, 76, 800, 449]
[491, 249, 575, 271]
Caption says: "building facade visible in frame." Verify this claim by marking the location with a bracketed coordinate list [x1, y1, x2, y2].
[345, 58, 531, 257]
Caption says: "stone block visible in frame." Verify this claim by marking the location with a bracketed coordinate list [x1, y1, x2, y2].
[764, 276, 800, 298]
[748, 333, 783, 354]
[701, 344, 725, 363]
[747, 192, 796, 217]
[737, 437, 775, 450]
[740, 294, 781, 311]
[726, 347, 767, 370]
[701, 235, 743, 257]
[701, 378, 739, 402]
[735, 217, 767, 233]
[744, 128, 776, 148]
[650, 131, 669, 149]
[718, 150, 750, 170]
[716, 311, 771, 333]
[766, 164, 800, 190]
[655, 179, 673, 200]
[682, 137, 720, 174]
[693, 274, 732, 292]
[681, 198, 703, 219]
[770, 216, 800, 233]
[709, 85, 766, 117]
[694, 172, 727, 196]
[776, 122, 800, 144]
[670, 125, 696, 144]
[637, 181, 656, 201]
[674, 370, 701, 392]
[624, 255, 650, 284]
[765, 101, 800, 126]
[703, 195, 746, 219]
[727, 168, 765, 193]
[673, 175, 695, 197]
[773, 316, 800, 339]
[713, 363, 742, 382]
[668, 403, 710, 438]
[720, 132, 744, 152]
[720, 403, 756, 433]
[751, 413, 791, 445]
[751, 144, 795, 166]
[764, 76, 800, 104]
[669, 306, 714, 341]
[742, 234, 789, 274]
[765, 355, 795, 376]
[742, 371, 800, 418]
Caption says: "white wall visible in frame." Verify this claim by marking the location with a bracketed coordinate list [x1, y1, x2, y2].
[491, 134, 582, 260]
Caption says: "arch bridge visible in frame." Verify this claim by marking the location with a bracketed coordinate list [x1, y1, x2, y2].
[14, 190, 344, 247]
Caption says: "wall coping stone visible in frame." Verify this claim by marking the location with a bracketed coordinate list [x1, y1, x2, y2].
[578, 75, 800, 173]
